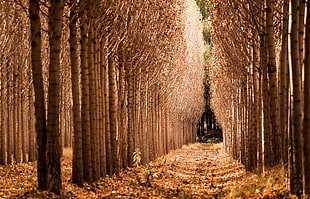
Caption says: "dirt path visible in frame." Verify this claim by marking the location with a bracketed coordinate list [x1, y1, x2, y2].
[0, 143, 260, 198]
[132, 142, 251, 198]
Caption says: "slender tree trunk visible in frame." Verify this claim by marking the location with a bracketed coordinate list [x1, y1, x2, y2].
[279, 0, 289, 168]
[80, 10, 92, 183]
[303, 0, 310, 194]
[69, 1, 83, 186]
[94, 34, 102, 178]
[290, 0, 303, 196]
[266, 0, 281, 165]
[149, 91, 156, 161]
[250, 50, 258, 172]
[127, 72, 134, 167]
[29, 0, 47, 190]
[261, 29, 273, 168]
[28, 85, 38, 162]
[141, 85, 148, 164]
[246, 77, 250, 167]
[119, 49, 128, 168]
[257, 68, 263, 174]
[87, 21, 99, 181]
[0, 64, 7, 165]
[144, 83, 150, 162]
[14, 68, 22, 163]
[46, 0, 64, 194]
[28, 85, 36, 162]
[21, 92, 27, 163]
[108, 53, 120, 174]
[134, 77, 141, 155]
[240, 86, 246, 166]
[252, 42, 261, 173]
[104, 48, 112, 175]
[7, 72, 12, 165]
[99, 41, 107, 176]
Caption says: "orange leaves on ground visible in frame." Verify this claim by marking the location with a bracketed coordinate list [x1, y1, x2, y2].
[0, 143, 290, 198]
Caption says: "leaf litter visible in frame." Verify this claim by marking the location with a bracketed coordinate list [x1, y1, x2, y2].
[0, 143, 291, 198]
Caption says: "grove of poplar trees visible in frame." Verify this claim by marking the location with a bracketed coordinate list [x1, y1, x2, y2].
[0, 0, 204, 194]
[2, 0, 309, 197]
[209, 0, 310, 197]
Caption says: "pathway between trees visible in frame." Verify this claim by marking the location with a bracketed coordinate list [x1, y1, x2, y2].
[0, 143, 290, 198]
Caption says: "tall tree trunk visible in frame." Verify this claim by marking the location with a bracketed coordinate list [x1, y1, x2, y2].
[127, 72, 134, 167]
[29, 0, 47, 190]
[279, 0, 289, 168]
[134, 77, 141, 155]
[7, 72, 13, 165]
[290, 0, 303, 196]
[46, 0, 64, 194]
[0, 62, 7, 165]
[240, 86, 246, 166]
[119, 49, 128, 168]
[28, 85, 36, 162]
[266, 0, 281, 165]
[14, 67, 22, 163]
[257, 66, 263, 174]
[80, 10, 92, 183]
[99, 41, 107, 176]
[252, 42, 262, 173]
[21, 91, 27, 163]
[250, 47, 258, 172]
[261, 32, 272, 168]
[303, 0, 310, 195]
[69, 1, 83, 186]
[108, 53, 120, 174]
[94, 33, 102, 178]
[103, 47, 112, 175]
[87, 21, 99, 181]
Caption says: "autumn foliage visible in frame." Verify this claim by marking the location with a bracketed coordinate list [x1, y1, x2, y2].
[0, 0, 205, 194]
[209, 0, 310, 196]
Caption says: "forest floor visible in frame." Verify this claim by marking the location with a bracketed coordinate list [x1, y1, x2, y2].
[0, 143, 293, 198]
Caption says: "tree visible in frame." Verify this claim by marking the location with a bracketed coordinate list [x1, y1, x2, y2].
[108, 52, 120, 174]
[290, 0, 303, 196]
[303, 0, 310, 195]
[46, 0, 64, 194]
[265, 0, 281, 166]
[208, 0, 310, 196]
[2, 0, 205, 190]
[279, 0, 289, 168]
[80, 7, 92, 183]
[29, 0, 47, 190]
[69, 0, 83, 186]
[87, 15, 99, 181]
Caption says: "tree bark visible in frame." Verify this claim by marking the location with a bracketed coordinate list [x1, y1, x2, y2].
[108, 53, 120, 174]
[80, 10, 92, 183]
[103, 45, 112, 175]
[29, 0, 47, 190]
[279, 0, 289, 168]
[290, 0, 303, 196]
[99, 41, 107, 176]
[266, 0, 281, 165]
[127, 72, 135, 167]
[118, 48, 128, 168]
[0, 60, 7, 165]
[46, 0, 64, 194]
[28, 85, 36, 162]
[87, 20, 99, 181]
[303, 0, 310, 195]
[69, 1, 83, 186]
